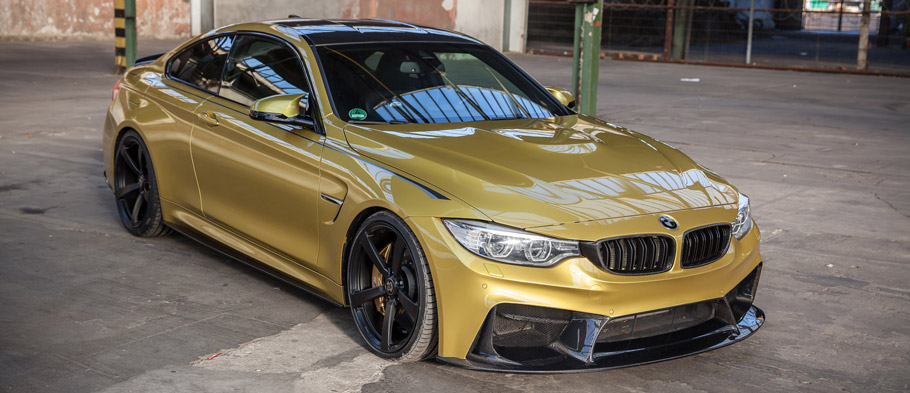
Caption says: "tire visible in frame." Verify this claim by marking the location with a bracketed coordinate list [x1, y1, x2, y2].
[346, 211, 438, 361]
[113, 130, 171, 237]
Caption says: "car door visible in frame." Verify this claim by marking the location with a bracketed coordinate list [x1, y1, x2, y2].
[190, 33, 324, 269]
[142, 34, 234, 214]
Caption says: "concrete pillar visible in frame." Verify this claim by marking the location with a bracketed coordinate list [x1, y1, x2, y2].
[857, 0, 872, 70]
[503, 0, 529, 53]
[191, 0, 214, 35]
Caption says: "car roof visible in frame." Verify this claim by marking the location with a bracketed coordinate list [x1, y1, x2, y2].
[263, 18, 483, 46]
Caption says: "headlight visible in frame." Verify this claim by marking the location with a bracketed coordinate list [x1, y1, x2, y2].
[731, 193, 753, 240]
[443, 219, 580, 267]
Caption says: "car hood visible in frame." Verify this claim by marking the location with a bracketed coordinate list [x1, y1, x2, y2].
[343, 115, 738, 229]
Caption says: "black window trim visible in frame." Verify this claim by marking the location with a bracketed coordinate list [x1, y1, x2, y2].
[164, 31, 326, 134]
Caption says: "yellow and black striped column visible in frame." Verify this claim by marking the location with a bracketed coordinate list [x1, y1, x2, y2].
[114, 0, 137, 73]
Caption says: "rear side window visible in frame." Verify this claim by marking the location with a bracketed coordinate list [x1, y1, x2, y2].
[168, 35, 235, 92]
[220, 35, 309, 107]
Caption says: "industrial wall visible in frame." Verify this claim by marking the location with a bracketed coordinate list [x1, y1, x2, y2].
[0, 0, 190, 40]
[0, 0, 527, 52]
[210, 0, 528, 52]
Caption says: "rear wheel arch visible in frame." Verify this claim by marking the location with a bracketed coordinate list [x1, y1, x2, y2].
[114, 126, 137, 147]
[113, 126, 162, 187]
[112, 129, 171, 237]
[108, 125, 138, 185]
[113, 126, 154, 169]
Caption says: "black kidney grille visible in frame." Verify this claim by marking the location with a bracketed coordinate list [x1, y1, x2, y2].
[597, 235, 675, 274]
[681, 224, 732, 268]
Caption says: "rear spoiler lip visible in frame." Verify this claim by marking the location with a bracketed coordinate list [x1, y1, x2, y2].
[134, 53, 164, 66]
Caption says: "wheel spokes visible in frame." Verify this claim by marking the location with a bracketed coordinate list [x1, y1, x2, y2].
[350, 223, 427, 354]
[120, 146, 141, 175]
[115, 182, 140, 199]
[381, 298, 397, 351]
[360, 233, 390, 277]
[350, 285, 385, 307]
[130, 191, 146, 224]
[395, 308, 416, 333]
[389, 238, 405, 275]
[137, 149, 145, 173]
[398, 293, 419, 324]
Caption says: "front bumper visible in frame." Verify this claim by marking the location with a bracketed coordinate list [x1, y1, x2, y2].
[406, 211, 763, 371]
[438, 264, 763, 372]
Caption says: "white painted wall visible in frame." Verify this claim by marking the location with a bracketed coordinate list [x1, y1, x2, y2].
[454, 0, 527, 52]
[214, 0, 341, 27]
[453, 0, 504, 49]
[506, 0, 528, 53]
[191, 0, 214, 35]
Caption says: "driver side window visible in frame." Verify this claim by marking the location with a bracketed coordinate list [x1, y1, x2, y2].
[220, 35, 310, 107]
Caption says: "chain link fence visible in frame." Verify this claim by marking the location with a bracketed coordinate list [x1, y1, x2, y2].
[528, 0, 910, 75]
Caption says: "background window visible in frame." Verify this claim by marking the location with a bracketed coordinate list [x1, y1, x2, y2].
[220, 35, 309, 107]
[168, 35, 235, 92]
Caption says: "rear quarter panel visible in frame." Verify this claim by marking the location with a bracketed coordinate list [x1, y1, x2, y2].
[107, 59, 213, 216]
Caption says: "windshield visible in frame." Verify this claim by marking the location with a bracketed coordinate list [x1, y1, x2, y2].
[315, 42, 571, 124]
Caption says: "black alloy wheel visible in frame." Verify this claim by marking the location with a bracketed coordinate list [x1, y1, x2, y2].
[347, 211, 437, 361]
[113, 130, 170, 237]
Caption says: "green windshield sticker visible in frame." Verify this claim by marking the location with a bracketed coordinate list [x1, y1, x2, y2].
[348, 108, 367, 120]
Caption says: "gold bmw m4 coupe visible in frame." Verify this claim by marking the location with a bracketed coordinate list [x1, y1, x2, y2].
[103, 18, 763, 372]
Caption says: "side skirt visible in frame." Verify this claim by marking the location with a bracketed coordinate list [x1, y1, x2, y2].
[160, 199, 345, 307]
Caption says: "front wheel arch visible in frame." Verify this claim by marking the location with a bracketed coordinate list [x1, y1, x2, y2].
[341, 206, 389, 305]
[344, 209, 438, 361]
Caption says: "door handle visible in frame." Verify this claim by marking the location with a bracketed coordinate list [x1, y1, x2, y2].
[198, 111, 219, 127]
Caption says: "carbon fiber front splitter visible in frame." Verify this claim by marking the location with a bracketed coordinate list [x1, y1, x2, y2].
[438, 263, 764, 373]
[437, 305, 763, 373]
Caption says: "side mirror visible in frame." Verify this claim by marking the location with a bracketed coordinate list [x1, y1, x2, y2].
[249, 93, 313, 127]
[546, 87, 576, 109]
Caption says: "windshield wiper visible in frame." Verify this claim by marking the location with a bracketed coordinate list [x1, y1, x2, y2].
[348, 119, 410, 125]
[413, 55, 491, 121]
[484, 67, 532, 119]
[439, 74, 490, 121]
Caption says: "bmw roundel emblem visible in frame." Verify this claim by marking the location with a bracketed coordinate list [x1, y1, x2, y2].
[659, 215, 678, 230]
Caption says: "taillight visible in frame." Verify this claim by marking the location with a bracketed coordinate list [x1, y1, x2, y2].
[112, 78, 122, 101]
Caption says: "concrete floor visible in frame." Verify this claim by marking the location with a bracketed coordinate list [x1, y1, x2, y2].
[0, 40, 908, 393]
